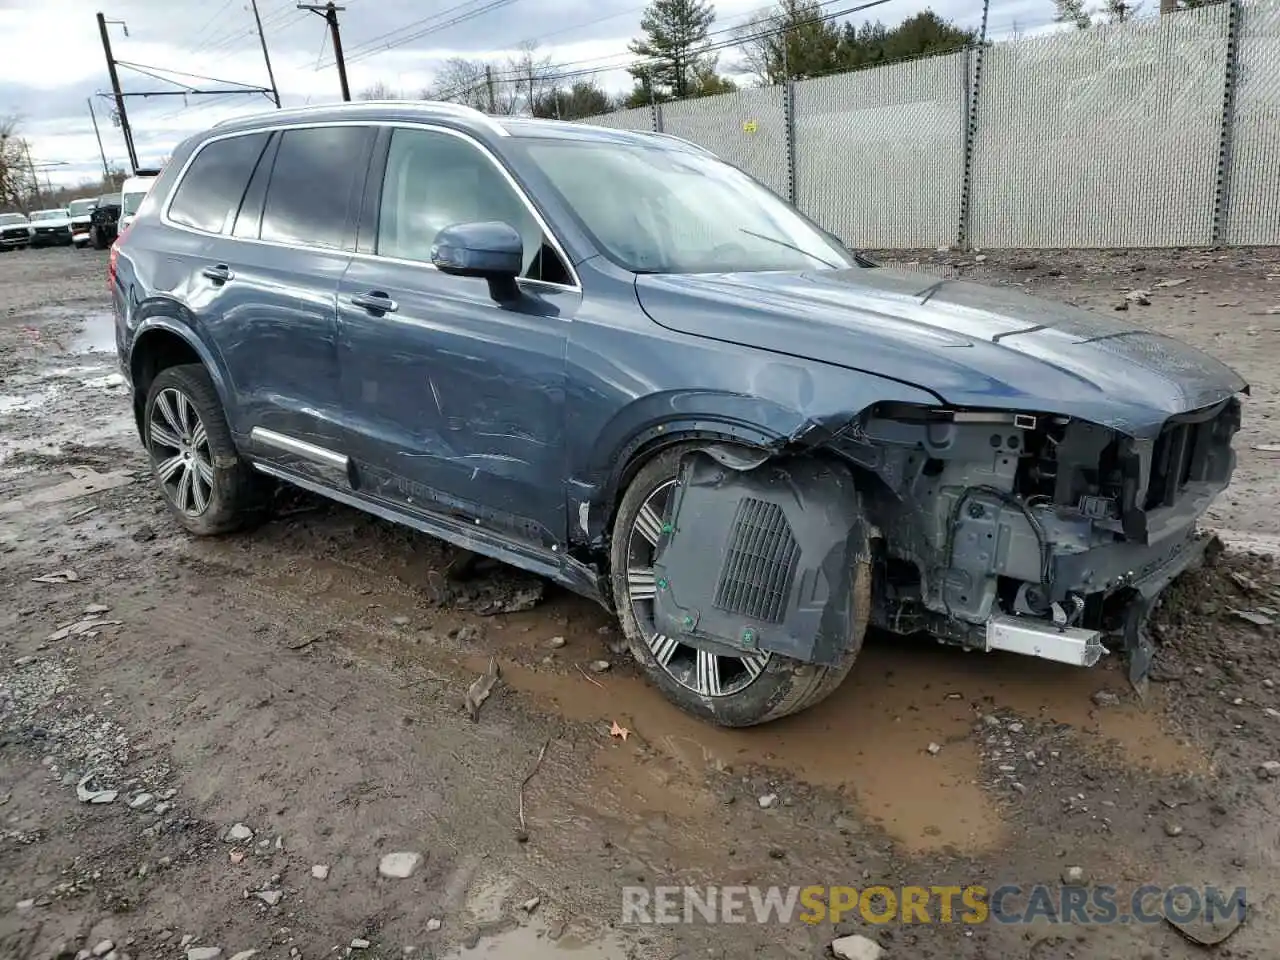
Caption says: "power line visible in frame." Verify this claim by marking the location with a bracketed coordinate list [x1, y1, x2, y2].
[114, 60, 273, 91]
[325, 0, 524, 69]
[337, 0, 513, 60]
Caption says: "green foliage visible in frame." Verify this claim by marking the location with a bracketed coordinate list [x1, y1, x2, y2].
[626, 0, 732, 101]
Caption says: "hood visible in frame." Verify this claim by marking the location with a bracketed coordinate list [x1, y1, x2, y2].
[634, 267, 1247, 438]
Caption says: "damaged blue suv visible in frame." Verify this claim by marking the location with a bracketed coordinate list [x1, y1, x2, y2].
[111, 101, 1247, 727]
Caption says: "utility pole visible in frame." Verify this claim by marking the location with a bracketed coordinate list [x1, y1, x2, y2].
[87, 98, 111, 180]
[251, 0, 282, 107]
[485, 65, 496, 113]
[23, 141, 40, 205]
[96, 12, 138, 174]
[299, 3, 349, 102]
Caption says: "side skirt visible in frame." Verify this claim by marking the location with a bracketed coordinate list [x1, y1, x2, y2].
[250, 460, 606, 605]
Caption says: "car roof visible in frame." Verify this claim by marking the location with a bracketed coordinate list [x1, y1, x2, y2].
[204, 100, 713, 154]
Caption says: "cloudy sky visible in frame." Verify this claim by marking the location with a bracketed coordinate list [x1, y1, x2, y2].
[1, 0, 1056, 188]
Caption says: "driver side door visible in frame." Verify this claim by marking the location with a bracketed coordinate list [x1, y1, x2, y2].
[335, 124, 580, 552]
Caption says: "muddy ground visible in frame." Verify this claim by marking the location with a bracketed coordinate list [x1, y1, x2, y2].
[1, 245, 1279, 960]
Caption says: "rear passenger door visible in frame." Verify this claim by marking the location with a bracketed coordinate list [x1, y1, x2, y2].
[197, 124, 375, 487]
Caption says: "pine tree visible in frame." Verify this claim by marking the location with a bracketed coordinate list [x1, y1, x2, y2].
[627, 0, 718, 100]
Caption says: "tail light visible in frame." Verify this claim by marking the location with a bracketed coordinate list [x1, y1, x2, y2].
[107, 224, 128, 292]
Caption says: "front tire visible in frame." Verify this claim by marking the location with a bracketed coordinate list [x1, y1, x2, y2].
[144, 364, 267, 535]
[609, 444, 870, 727]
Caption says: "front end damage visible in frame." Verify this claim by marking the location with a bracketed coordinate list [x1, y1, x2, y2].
[650, 396, 1241, 689]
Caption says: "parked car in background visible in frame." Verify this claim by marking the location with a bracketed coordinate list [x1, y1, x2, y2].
[91, 195, 122, 249]
[67, 197, 99, 248]
[120, 172, 159, 231]
[110, 102, 1248, 728]
[0, 212, 31, 250]
[28, 208, 73, 248]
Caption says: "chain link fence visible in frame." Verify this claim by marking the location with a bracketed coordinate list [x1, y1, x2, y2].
[580, 0, 1280, 249]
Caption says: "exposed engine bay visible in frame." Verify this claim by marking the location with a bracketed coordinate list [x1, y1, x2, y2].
[650, 397, 1242, 688]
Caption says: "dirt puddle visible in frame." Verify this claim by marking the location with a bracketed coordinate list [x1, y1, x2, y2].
[444, 920, 628, 959]
[490, 621, 1204, 855]
[207, 515, 1207, 857]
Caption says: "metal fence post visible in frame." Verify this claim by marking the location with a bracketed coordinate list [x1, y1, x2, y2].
[1212, 0, 1243, 246]
[956, 0, 991, 250]
[784, 77, 798, 206]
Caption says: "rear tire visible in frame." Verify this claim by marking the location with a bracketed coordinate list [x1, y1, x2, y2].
[609, 443, 870, 727]
[143, 364, 269, 535]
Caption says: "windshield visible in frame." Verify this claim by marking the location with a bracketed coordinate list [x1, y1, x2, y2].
[122, 191, 147, 215]
[31, 210, 65, 221]
[68, 199, 97, 216]
[0, 213, 27, 225]
[515, 138, 853, 274]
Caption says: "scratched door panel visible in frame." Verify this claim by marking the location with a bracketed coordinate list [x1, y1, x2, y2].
[335, 257, 575, 549]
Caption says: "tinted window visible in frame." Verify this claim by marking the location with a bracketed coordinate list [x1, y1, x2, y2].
[261, 126, 372, 249]
[167, 133, 269, 233]
[377, 127, 569, 283]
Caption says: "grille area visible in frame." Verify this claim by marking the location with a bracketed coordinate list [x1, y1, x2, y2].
[713, 497, 799, 623]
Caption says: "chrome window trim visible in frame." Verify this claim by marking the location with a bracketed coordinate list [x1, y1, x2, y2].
[211, 99, 511, 138]
[160, 119, 580, 293]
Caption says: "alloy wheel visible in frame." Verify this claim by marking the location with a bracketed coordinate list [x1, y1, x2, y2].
[149, 387, 214, 516]
[624, 478, 771, 697]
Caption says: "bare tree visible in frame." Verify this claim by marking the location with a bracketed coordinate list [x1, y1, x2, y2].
[358, 80, 401, 100]
[506, 41, 556, 116]
[1, 116, 37, 212]
[425, 57, 518, 114]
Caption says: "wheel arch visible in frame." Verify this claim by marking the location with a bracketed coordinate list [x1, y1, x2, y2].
[128, 319, 230, 442]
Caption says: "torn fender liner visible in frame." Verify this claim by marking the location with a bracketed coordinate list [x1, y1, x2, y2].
[652, 452, 868, 667]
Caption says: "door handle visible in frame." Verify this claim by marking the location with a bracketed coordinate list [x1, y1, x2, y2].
[350, 291, 399, 314]
[202, 264, 233, 283]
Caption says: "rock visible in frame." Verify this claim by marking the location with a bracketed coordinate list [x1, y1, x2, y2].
[390, 616, 410, 626]
[229, 952, 257, 960]
[187, 949, 223, 960]
[153, 802, 172, 815]
[757, 793, 778, 809]
[427, 919, 442, 932]
[128, 793, 154, 810]
[77, 952, 91, 960]
[587, 659, 611, 673]
[92, 943, 115, 958]
[1154, 278, 1188, 287]
[1257, 760, 1280, 779]
[84, 603, 111, 614]
[311, 864, 330, 880]
[830, 934, 884, 960]
[225, 823, 253, 842]
[1092, 690, 1121, 708]
[926, 742, 941, 755]
[1164, 823, 1184, 837]
[1125, 289, 1152, 305]
[547, 636, 566, 649]
[180, 936, 195, 948]
[1264, 679, 1275, 689]
[379, 852, 423, 878]
[1007, 722, 1024, 733]
[521, 896, 541, 913]
[1231, 609, 1274, 627]
[1264, 707, 1280, 719]
[255, 890, 282, 906]
[351, 940, 371, 950]
[131, 525, 156, 543]
[1062, 866, 1086, 884]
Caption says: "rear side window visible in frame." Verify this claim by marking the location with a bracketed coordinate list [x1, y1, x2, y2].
[260, 126, 372, 250]
[167, 133, 270, 234]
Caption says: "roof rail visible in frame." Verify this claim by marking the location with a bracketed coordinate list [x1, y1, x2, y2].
[641, 130, 717, 156]
[212, 99, 509, 136]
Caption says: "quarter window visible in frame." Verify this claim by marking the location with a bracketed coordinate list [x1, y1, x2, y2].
[260, 126, 373, 249]
[376, 128, 571, 284]
[167, 133, 270, 234]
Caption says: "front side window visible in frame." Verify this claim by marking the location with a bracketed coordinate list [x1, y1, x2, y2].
[167, 133, 270, 234]
[376, 127, 570, 284]
[513, 138, 853, 275]
[260, 126, 372, 249]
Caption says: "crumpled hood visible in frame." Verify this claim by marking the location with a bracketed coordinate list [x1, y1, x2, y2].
[634, 266, 1248, 438]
